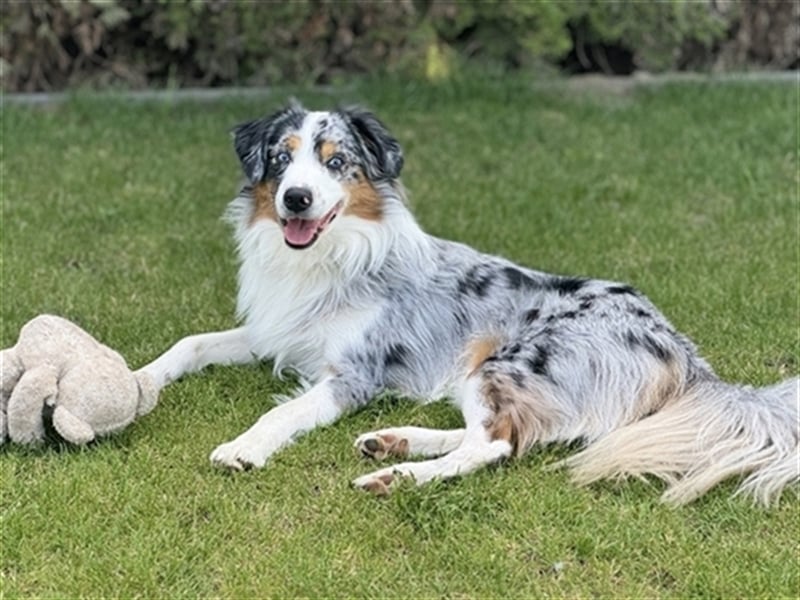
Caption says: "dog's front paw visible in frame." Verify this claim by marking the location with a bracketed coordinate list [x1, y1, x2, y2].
[210, 437, 269, 471]
[354, 430, 409, 460]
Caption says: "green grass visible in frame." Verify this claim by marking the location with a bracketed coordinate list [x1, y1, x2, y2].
[2, 77, 798, 598]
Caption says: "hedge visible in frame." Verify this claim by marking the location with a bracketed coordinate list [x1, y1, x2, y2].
[1, 0, 797, 93]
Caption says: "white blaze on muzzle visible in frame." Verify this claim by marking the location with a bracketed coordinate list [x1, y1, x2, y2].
[276, 112, 346, 249]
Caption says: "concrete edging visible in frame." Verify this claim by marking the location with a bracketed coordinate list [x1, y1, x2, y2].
[2, 71, 797, 105]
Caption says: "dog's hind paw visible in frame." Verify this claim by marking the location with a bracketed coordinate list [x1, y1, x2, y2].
[352, 470, 397, 496]
[354, 430, 409, 461]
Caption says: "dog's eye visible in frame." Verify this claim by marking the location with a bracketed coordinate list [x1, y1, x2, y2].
[326, 155, 345, 171]
[275, 150, 291, 164]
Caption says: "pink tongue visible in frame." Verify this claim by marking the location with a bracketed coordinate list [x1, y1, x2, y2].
[283, 218, 320, 246]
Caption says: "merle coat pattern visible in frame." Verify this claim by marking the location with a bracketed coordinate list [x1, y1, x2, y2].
[141, 103, 799, 505]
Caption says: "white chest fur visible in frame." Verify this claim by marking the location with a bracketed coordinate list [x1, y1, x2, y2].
[235, 219, 384, 380]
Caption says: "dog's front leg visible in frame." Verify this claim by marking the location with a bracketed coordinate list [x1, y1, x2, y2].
[210, 377, 353, 471]
[137, 327, 255, 391]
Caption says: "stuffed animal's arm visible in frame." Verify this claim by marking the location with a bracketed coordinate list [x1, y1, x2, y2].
[1, 348, 24, 399]
[5, 364, 59, 444]
[0, 348, 25, 443]
[133, 371, 159, 416]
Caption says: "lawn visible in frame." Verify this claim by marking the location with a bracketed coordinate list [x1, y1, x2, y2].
[1, 77, 798, 598]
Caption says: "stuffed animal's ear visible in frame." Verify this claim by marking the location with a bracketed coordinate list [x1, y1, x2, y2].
[231, 102, 307, 183]
[338, 106, 404, 181]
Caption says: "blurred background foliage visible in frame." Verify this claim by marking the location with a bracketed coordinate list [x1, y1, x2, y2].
[2, 0, 797, 93]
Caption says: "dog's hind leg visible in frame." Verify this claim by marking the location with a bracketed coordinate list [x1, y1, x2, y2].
[355, 427, 465, 460]
[352, 377, 514, 495]
[353, 338, 569, 495]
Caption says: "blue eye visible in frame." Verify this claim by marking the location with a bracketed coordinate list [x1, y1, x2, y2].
[275, 150, 291, 164]
[326, 155, 345, 170]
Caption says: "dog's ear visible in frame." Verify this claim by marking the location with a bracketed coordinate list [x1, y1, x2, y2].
[232, 119, 268, 183]
[232, 102, 306, 183]
[339, 106, 404, 181]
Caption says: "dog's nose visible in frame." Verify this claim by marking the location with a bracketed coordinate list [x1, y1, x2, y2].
[283, 187, 313, 214]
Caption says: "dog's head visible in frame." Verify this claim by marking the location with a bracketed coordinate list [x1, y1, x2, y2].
[232, 101, 404, 250]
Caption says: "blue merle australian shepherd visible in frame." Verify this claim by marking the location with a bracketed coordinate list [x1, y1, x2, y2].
[141, 102, 798, 505]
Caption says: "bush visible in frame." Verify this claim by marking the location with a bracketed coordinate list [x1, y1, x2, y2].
[1, 0, 424, 91]
[1, 0, 795, 93]
[566, 0, 731, 73]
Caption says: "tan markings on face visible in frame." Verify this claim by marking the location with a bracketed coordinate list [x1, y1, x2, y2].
[319, 140, 338, 163]
[251, 181, 278, 223]
[343, 174, 383, 221]
[285, 135, 301, 153]
[481, 373, 560, 457]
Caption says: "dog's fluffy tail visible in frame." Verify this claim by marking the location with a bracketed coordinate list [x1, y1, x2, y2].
[564, 376, 799, 505]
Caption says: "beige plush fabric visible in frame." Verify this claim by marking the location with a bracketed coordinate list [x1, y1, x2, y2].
[0, 315, 157, 445]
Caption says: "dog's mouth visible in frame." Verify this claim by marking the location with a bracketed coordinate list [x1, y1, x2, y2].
[280, 201, 343, 249]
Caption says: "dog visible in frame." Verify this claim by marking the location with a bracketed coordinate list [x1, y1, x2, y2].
[140, 101, 798, 505]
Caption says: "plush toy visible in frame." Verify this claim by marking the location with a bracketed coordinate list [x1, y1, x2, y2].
[0, 314, 158, 446]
